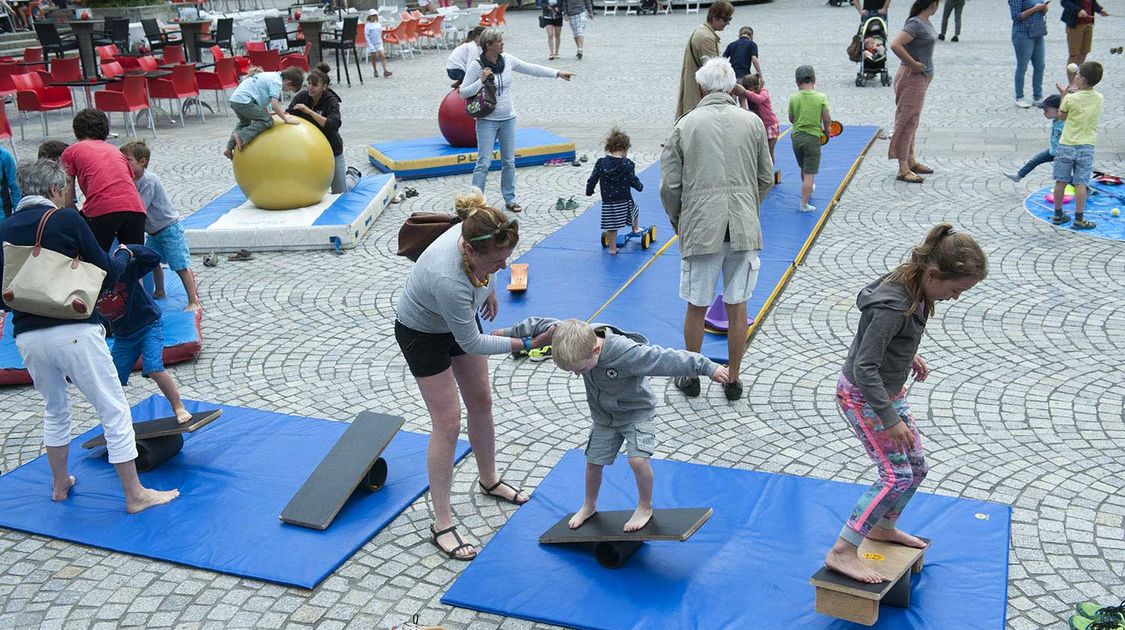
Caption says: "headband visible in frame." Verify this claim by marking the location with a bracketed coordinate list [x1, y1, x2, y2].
[469, 219, 518, 242]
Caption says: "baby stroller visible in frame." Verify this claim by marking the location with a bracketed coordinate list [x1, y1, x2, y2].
[853, 16, 891, 87]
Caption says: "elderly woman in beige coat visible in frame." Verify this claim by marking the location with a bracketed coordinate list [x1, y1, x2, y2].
[675, 0, 734, 119]
[660, 57, 774, 402]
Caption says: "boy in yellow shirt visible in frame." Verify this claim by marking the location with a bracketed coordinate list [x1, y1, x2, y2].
[1051, 61, 1104, 230]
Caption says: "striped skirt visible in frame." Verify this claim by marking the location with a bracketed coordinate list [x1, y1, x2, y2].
[888, 66, 933, 162]
[600, 199, 639, 231]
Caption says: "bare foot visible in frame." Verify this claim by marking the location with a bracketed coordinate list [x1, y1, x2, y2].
[825, 547, 887, 584]
[624, 506, 652, 532]
[174, 407, 192, 424]
[867, 526, 928, 548]
[152, 291, 166, 300]
[608, 247, 618, 256]
[126, 488, 180, 514]
[51, 475, 76, 502]
[184, 302, 203, 312]
[568, 505, 596, 529]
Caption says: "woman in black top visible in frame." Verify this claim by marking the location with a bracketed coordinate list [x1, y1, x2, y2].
[854, 0, 890, 21]
[541, 0, 563, 60]
[287, 62, 346, 193]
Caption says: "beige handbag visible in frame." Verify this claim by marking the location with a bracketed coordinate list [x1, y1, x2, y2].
[2, 208, 107, 319]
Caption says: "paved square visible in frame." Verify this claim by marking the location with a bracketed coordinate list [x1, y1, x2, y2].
[1, 2, 1123, 628]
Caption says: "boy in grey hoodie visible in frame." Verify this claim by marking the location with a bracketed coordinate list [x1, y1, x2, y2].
[496, 317, 728, 532]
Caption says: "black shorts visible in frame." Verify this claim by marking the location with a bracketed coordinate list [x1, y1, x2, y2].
[86, 211, 146, 251]
[395, 319, 467, 378]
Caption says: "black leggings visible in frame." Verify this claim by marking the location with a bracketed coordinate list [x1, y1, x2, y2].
[86, 211, 146, 251]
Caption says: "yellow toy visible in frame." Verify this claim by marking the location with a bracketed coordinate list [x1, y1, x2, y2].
[232, 117, 334, 210]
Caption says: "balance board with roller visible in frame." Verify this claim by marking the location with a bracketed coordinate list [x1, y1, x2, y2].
[539, 507, 712, 568]
[81, 409, 222, 472]
[809, 537, 929, 626]
[280, 411, 405, 530]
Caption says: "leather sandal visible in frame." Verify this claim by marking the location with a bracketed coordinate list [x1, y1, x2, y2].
[430, 524, 477, 561]
[479, 479, 529, 505]
[896, 172, 924, 183]
[910, 163, 934, 174]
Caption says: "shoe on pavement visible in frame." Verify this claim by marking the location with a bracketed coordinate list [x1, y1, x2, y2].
[674, 376, 701, 398]
[1077, 601, 1125, 623]
[384, 70, 394, 78]
[1015, 98, 1032, 108]
[1004, 172, 1021, 183]
[1070, 614, 1125, 630]
[723, 380, 743, 401]
[951, 35, 959, 42]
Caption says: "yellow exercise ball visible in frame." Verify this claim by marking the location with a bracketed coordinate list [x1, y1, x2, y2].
[232, 116, 334, 210]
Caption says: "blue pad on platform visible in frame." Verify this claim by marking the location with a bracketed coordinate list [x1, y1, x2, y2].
[442, 450, 1010, 630]
[367, 128, 576, 180]
[0, 396, 470, 588]
[1024, 184, 1125, 241]
[0, 270, 201, 386]
[182, 174, 394, 252]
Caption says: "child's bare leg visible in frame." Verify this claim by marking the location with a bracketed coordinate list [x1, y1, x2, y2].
[866, 525, 928, 548]
[605, 230, 618, 255]
[381, 52, 391, 74]
[46, 445, 77, 501]
[624, 456, 653, 532]
[149, 371, 191, 424]
[1074, 184, 1087, 217]
[801, 173, 815, 206]
[768, 137, 776, 163]
[824, 536, 887, 583]
[152, 265, 166, 300]
[1052, 180, 1067, 214]
[569, 462, 603, 528]
[176, 269, 202, 311]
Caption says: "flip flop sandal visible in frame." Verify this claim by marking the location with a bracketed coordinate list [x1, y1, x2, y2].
[571, 159, 582, 167]
[910, 163, 934, 174]
[896, 173, 924, 184]
[506, 203, 523, 213]
[429, 524, 477, 561]
[227, 249, 253, 261]
[404, 187, 419, 198]
[479, 479, 529, 505]
[579, 154, 588, 162]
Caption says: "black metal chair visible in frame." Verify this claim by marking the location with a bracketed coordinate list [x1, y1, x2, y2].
[319, 16, 363, 87]
[264, 16, 304, 53]
[94, 17, 130, 51]
[210, 17, 234, 56]
[141, 18, 180, 54]
[32, 21, 78, 60]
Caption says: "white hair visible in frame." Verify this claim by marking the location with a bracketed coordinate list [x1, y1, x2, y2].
[695, 57, 736, 95]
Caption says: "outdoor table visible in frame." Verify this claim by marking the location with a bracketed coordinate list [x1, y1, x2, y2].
[176, 19, 214, 63]
[297, 16, 334, 66]
[50, 77, 116, 108]
[67, 19, 105, 79]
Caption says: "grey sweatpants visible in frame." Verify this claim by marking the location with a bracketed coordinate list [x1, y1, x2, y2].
[228, 100, 274, 150]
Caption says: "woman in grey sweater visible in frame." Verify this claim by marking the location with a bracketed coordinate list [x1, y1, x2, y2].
[459, 28, 573, 213]
[395, 189, 553, 561]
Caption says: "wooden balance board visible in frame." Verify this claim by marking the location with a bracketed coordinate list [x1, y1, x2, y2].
[809, 537, 929, 626]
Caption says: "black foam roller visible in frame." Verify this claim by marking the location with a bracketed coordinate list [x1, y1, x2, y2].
[594, 540, 644, 569]
[135, 434, 184, 473]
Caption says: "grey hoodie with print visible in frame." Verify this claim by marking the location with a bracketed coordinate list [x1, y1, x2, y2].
[500, 317, 719, 426]
[840, 276, 928, 429]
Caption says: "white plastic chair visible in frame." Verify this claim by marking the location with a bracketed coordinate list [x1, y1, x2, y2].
[601, 0, 618, 15]
[685, 0, 700, 13]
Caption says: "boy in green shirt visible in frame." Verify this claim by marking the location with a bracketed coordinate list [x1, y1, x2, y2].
[788, 65, 831, 212]
[1051, 61, 1104, 230]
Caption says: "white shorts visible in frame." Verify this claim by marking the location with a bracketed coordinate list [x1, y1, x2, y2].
[568, 12, 588, 37]
[367, 42, 383, 53]
[679, 244, 760, 307]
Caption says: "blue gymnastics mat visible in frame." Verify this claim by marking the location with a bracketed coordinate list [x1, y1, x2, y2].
[0, 270, 201, 386]
[1024, 184, 1125, 241]
[0, 396, 471, 588]
[183, 174, 395, 253]
[442, 450, 1011, 630]
[367, 128, 576, 180]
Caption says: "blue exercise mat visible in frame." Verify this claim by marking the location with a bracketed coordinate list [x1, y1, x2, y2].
[0, 396, 471, 588]
[0, 269, 201, 385]
[1024, 183, 1125, 241]
[442, 450, 1010, 630]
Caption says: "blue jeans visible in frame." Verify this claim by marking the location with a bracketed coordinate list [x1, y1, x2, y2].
[1018, 148, 1054, 179]
[472, 116, 517, 206]
[1012, 32, 1045, 101]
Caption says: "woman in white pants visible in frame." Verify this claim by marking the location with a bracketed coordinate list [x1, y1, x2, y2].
[0, 159, 179, 514]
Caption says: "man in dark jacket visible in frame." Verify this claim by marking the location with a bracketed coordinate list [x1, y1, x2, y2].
[1061, 0, 1108, 74]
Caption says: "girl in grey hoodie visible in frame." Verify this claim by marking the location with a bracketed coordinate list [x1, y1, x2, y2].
[824, 224, 987, 585]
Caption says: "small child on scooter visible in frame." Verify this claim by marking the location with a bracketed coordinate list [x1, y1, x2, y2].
[586, 127, 644, 255]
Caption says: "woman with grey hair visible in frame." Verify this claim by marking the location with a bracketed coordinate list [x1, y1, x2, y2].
[459, 28, 574, 214]
[0, 159, 180, 514]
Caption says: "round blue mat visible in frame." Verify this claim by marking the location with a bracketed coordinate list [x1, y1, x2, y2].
[1025, 184, 1125, 241]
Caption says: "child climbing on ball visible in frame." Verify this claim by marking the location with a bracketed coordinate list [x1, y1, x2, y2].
[493, 317, 729, 532]
[823, 224, 987, 584]
[740, 74, 780, 183]
[101, 244, 195, 424]
[364, 10, 393, 79]
[586, 127, 643, 255]
[223, 66, 305, 160]
[120, 141, 202, 312]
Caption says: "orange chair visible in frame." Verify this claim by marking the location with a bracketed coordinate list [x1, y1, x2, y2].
[195, 57, 238, 114]
[382, 21, 412, 60]
[0, 103, 16, 159]
[147, 64, 204, 126]
[417, 14, 446, 50]
[399, 11, 412, 20]
[480, 4, 508, 28]
[93, 74, 154, 138]
[160, 44, 186, 66]
[11, 72, 73, 139]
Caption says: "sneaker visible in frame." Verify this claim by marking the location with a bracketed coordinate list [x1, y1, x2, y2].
[556, 197, 565, 210]
[1077, 601, 1125, 623]
[528, 346, 552, 362]
[1052, 212, 1071, 225]
[1003, 172, 1021, 183]
[564, 196, 579, 210]
[937, 33, 945, 41]
[723, 380, 743, 401]
[1015, 98, 1032, 108]
[1069, 614, 1125, 630]
[576, 49, 583, 60]
[1073, 218, 1097, 230]
[799, 203, 816, 212]
[950, 35, 959, 42]
[674, 376, 700, 398]
[384, 70, 394, 78]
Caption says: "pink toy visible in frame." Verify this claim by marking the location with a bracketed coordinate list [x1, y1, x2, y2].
[1045, 192, 1074, 204]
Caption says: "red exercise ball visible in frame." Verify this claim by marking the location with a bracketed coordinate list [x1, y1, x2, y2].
[438, 88, 477, 148]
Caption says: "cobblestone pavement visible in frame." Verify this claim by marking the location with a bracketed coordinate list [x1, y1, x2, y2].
[2, 1, 1124, 628]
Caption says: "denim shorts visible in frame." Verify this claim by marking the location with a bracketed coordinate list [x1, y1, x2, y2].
[1052, 143, 1094, 186]
[146, 221, 191, 271]
[111, 321, 165, 385]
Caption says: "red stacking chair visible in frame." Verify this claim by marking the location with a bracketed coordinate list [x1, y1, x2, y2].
[0, 104, 17, 159]
[147, 63, 203, 127]
[209, 45, 248, 77]
[137, 55, 160, 72]
[99, 60, 126, 91]
[95, 44, 120, 62]
[245, 41, 267, 52]
[160, 44, 186, 66]
[93, 74, 154, 138]
[48, 56, 80, 82]
[22, 46, 47, 70]
[195, 57, 238, 114]
[247, 48, 280, 71]
[10, 72, 73, 139]
[280, 45, 309, 72]
[0, 62, 24, 99]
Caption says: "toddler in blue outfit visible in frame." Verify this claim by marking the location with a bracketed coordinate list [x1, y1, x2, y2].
[1004, 94, 1064, 182]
